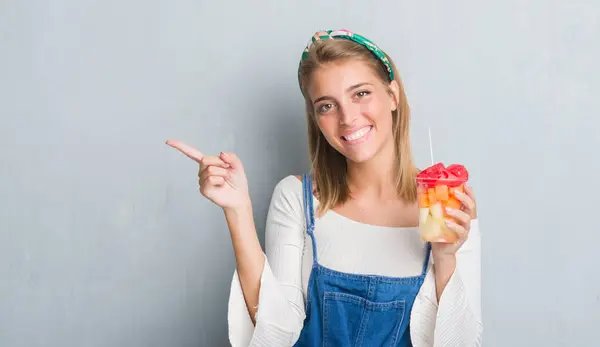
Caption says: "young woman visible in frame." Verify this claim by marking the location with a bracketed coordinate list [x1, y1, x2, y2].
[167, 29, 482, 347]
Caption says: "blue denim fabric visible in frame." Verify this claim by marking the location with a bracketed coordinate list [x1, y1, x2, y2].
[293, 174, 431, 347]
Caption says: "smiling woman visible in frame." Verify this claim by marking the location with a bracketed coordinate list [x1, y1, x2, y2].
[306, 60, 400, 179]
[167, 28, 482, 347]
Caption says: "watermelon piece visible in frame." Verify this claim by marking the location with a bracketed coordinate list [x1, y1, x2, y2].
[447, 164, 469, 183]
[418, 163, 469, 189]
[417, 162, 445, 178]
[417, 162, 448, 187]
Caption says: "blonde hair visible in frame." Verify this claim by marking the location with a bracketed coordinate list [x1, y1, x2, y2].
[298, 38, 419, 215]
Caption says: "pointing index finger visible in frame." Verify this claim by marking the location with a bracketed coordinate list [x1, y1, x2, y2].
[166, 140, 204, 163]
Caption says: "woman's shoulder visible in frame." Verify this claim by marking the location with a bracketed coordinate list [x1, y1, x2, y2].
[274, 174, 303, 191]
[267, 175, 307, 222]
[270, 174, 318, 206]
[271, 175, 304, 202]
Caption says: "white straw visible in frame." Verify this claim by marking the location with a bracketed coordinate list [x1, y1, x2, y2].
[428, 126, 434, 165]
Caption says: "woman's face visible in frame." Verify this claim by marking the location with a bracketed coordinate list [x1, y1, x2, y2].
[307, 60, 399, 164]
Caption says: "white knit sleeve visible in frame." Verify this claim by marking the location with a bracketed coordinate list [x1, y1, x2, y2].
[410, 219, 483, 347]
[227, 176, 306, 347]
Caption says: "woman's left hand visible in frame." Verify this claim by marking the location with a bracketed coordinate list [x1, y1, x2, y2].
[431, 183, 477, 258]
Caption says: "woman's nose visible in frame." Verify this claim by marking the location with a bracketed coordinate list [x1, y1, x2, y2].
[338, 104, 359, 126]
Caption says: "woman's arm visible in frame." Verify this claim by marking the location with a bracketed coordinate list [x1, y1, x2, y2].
[435, 219, 482, 346]
[164, 142, 306, 346]
[228, 176, 307, 347]
[432, 254, 457, 302]
[224, 203, 265, 324]
[410, 220, 482, 347]
[411, 182, 482, 346]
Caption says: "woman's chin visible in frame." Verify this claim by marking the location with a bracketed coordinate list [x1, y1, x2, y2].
[341, 149, 377, 164]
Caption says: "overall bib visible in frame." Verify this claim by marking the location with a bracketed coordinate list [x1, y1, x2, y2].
[294, 174, 431, 347]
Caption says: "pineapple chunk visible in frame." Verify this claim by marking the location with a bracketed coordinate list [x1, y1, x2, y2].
[419, 208, 429, 225]
[419, 215, 442, 241]
[430, 202, 444, 219]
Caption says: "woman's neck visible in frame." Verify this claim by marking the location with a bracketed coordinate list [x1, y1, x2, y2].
[346, 141, 399, 201]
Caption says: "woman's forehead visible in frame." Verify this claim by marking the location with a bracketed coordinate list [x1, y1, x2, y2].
[307, 61, 379, 96]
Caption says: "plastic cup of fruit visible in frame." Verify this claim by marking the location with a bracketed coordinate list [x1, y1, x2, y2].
[416, 163, 469, 243]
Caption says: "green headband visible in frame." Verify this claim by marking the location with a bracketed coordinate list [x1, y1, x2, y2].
[299, 29, 395, 83]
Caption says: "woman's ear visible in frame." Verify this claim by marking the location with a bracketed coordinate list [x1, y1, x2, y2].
[389, 80, 400, 112]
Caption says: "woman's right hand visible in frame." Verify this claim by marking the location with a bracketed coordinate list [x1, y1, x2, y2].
[166, 140, 251, 211]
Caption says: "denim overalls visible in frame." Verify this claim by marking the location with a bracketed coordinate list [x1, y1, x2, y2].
[293, 174, 431, 347]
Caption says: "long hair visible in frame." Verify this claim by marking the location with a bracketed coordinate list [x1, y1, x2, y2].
[298, 38, 419, 215]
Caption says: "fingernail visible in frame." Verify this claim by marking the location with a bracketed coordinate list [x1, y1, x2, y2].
[446, 207, 454, 215]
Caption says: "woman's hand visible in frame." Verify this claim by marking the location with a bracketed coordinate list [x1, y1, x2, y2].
[431, 183, 477, 259]
[166, 140, 251, 211]
[167, 140, 264, 323]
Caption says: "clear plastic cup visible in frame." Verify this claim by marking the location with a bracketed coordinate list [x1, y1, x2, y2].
[416, 163, 469, 243]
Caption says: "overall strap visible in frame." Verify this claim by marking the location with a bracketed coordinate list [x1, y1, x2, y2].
[421, 242, 432, 276]
[302, 173, 318, 264]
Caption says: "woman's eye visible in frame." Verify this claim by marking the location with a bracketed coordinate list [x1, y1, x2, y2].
[318, 104, 334, 114]
[356, 90, 371, 98]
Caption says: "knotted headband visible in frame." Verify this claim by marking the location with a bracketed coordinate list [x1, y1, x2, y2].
[299, 29, 394, 82]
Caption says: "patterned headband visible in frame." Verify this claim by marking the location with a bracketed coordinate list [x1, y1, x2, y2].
[299, 29, 395, 82]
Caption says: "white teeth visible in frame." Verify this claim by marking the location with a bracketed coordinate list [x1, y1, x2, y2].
[343, 126, 371, 141]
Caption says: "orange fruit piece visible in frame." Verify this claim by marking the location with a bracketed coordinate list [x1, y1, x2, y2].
[442, 197, 462, 223]
[418, 192, 429, 208]
[428, 188, 437, 205]
[445, 196, 461, 210]
[435, 184, 449, 201]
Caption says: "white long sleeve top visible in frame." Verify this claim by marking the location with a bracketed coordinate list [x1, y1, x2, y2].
[227, 175, 483, 346]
